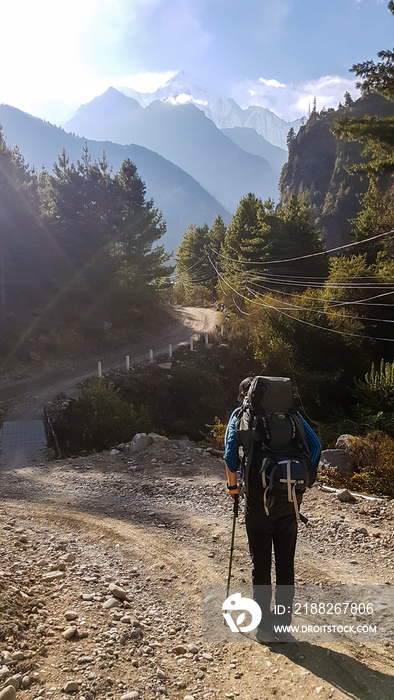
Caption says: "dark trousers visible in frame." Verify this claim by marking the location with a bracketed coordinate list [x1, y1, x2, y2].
[245, 472, 299, 629]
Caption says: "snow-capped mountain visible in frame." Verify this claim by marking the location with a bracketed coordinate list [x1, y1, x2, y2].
[119, 71, 305, 150]
[65, 90, 279, 213]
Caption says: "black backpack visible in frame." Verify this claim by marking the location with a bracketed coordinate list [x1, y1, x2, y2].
[235, 376, 315, 520]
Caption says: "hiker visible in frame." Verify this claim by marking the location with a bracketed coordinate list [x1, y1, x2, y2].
[224, 375, 321, 643]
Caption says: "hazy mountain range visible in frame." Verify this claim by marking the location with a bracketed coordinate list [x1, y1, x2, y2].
[0, 73, 303, 252]
[0, 104, 229, 253]
[65, 88, 282, 213]
[117, 72, 305, 151]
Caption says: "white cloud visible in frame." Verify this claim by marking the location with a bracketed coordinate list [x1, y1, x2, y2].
[233, 74, 360, 120]
[258, 78, 287, 89]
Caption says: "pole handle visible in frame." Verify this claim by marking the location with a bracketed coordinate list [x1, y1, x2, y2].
[233, 493, 239, 518]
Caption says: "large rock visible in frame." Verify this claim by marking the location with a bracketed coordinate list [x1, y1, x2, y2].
[129, 432, 169, 453]
[337, 489, 357, 503]
[108, 583, 128, 600]
[148, 433, 169, 445]
[320, 449, 355, 476]
[130, 433, 150, 452]
[335, 434, 357, 450]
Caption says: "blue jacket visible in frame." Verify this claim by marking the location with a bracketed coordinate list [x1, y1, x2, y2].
[224, 408, 321, 473]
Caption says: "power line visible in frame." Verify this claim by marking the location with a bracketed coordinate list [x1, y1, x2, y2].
[244, 289, 394, 343]
[245, 286, 394, 324]
[209, 259, 394, 342]
[211, 227, 394, 266]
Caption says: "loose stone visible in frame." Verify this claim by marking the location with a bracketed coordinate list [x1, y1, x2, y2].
[42, 570, 66, 582]
[172, 645, 187, 655]
[64, 611, 79, 620]
[63, 681, 80, 693]
[62, 626, 77, 640]
[0, 687, 16, 700]
[103, 597, 121, 610]
[108, 583, 128, 600]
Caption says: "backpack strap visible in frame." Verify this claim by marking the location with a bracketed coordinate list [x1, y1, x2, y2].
[261, 458, 276, 515]
[258, 411, 271, 445]
[243, 416, 257, 495]
[261, 458, 303, 523]
[292, 413, 311, 456]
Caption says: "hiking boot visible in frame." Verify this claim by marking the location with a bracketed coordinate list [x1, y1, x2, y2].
[273, 629, 297, 643]
[254, 625, 276, 644]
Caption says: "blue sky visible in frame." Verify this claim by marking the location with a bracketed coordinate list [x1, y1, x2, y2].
[1, 0, 392, 123]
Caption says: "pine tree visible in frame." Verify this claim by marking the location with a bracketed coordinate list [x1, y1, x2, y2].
[332, 2, 394, 176]
[0, 127, 42, 335]
[209, 215, 226, 253]
[344, 92, 354, 109]
[41, 148, 169, 325]
[222, 193, 268, 271]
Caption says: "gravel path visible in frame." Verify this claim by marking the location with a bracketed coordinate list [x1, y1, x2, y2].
[0, 305, 393, 699]
[0, 307, 218, 420]
[0, 438, 393, 700]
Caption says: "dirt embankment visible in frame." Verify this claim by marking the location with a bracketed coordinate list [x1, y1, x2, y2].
[0, 437, 393, 700]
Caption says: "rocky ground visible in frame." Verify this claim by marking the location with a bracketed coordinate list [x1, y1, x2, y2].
[0, 436, 393, 700]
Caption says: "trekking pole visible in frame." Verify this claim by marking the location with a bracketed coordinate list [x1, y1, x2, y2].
[226, 494, 239, 600]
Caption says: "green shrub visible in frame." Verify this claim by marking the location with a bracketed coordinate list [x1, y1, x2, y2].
[318, 430, 394, 497]
[349, 431, 394, 498]
[208, 417, 227, 451]
[53, 379, 151, 454]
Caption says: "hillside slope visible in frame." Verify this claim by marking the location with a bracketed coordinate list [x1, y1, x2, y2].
[279, 93, 394, 248]
[0, 104, 230, 253]
[66, 90, 278, 211]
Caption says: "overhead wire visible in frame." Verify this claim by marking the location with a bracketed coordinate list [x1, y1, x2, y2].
[207, 256, 394, 342]
[245, 292, 394, 342]
[246, 277, 394, 308]
[174, 225, 394, 340]
[213, 260, 394, 300]
[210, 227, 394, 266]
[210, 256, 394, 311]
[245, 285, 394, 324]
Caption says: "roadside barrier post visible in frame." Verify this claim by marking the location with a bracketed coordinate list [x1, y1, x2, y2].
[97, 361, 102, 378]
[126, 355, 130, 370]
[169, 344, 173, 358]
[149, 349, 154, 362]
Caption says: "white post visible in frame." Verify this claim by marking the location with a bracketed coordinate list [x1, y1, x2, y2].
[205, 332, 209, 345]
[169, 344, 173, 358]
[126, 355, 130, 371]
[149, 349, 154, 362]
[190, 336, 194, 351]
[221, 324, 224, 336]
[97, 361, 102, 377]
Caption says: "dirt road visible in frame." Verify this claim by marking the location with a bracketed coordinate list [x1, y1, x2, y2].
[1, 436, 393, 700]
[0, 306, 218, 420]
[0, 305, 393, 700]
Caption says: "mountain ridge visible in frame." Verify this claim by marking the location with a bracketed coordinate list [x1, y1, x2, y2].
[65, 90, 280, 211]
[0, 103, 230, 253]
[118, 71, 305, 150]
